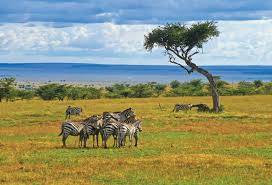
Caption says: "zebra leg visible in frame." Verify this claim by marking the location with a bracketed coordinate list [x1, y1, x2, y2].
[134, 133, 138, 147]
[83, 135, 87, 148]
[103, 135, 108, 148]
[93, 135, 95, 148]
[96, 134, 99, 147]
[62, 134, 68, 148]
[129, 134, 133, 147]
[113, 135, 118, 147]
[123, 136, 126, 146]
[117, 133, 122, 148]
[79, 136, 82, 148]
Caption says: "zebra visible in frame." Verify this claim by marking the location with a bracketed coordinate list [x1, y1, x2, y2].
[80, 115, 103, 148]
[103, 107, 135, 122]
[172, 104, 192, 112]
[100, 118, 119, 148]
[65, 106, 83, 119]
[58, 121, 85, 148]
[117, 115, 138, 146]
[191, 104, 210, 112]
[100, 107, 136, 148]
[117, 120, 142, 148]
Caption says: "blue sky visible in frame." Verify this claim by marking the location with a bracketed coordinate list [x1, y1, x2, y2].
[0, 0, 272, 65]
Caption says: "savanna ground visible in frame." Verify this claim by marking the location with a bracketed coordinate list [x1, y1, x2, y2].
[0, 96, 272, 185]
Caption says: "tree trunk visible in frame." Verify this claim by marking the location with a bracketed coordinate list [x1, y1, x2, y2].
[185, 60, 220, 112]
[206, 74, 220, 112]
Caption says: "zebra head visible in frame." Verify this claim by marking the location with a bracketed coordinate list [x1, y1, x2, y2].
[120, 107, 135, 119]
[102, 112, 118, 121]
[133, 120, 142, 132]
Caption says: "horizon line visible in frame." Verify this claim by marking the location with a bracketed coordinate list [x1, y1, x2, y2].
[0, 62, 272, 67]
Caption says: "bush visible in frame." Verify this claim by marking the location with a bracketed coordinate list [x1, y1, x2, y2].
[17, 90, 35, 100]
[67, 86, 101, 100]
[36, 84, 61, 100]
[170, 80, 181, 89]
[130, 84, 154, 98]
[0, 77, 16, 102]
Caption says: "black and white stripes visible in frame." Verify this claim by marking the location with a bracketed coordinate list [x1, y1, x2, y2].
[172, 104, 192, 112]
[65, 106, 83, 119]
[59, 107, 142, 148]
[58, 121, 85, 147]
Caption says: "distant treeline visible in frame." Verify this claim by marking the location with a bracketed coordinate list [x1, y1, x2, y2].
[0, 77, 272, 101]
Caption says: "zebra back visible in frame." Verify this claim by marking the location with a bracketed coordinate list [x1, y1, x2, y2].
[173, 104, 192, 112]
[60, 121, 85, 136]
[119, 107, 135, 122]
[66, 106, 82, 115]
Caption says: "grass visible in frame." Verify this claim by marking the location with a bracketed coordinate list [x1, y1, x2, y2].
[0, 95, 272, 184]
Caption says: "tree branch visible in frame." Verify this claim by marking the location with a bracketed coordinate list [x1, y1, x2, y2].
[188, 51, 199, 59]
[166, 50, 193, 74]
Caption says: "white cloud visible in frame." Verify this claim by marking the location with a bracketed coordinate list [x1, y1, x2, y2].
[0, 20, 272, 65]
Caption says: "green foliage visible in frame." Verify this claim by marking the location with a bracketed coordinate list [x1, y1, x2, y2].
[254, 80, 263, 88]
[66, 86, 101, 100]
[1, 78, 271, 102]
[170, 80, 181, 89]
[166, 79, 207, 96]
[144, 22, 219, 52]
[105, 84, 133, 98]
[256, 82, 272, 95]
[0, 77, 16, 102]
[130, 84, 154, 98]
[236, 81, 256, 95]
[17, 90, 35, 100]
[36, 84, 60, 100]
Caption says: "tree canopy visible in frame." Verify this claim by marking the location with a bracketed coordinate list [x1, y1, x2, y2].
[144, 21, 219, 73]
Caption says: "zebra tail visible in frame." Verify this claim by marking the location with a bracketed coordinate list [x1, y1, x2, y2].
[58, 124, 64, 136]
[58, 130, 63, 136]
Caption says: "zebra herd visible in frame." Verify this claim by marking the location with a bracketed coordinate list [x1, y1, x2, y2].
[59, 107, 142, 148]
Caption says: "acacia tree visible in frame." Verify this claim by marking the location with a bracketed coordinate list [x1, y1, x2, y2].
[144, 21, 220, 112]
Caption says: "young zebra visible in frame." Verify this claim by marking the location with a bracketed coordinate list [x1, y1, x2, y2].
[80, 115, 103, 148]
[117, 120, 142, 148]
[65, 106, 83, 119]
[172, 104, 192, 112]
[58, 121, 85, 148]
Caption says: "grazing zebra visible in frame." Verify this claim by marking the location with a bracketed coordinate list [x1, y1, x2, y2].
[172, 104, 192, 112]
[117, 120, 142, 147]
[58, 121, 85, 148]
[65, 106, 82, 119]
[192, 104, 210, 112]
[80, 115, 103, 148]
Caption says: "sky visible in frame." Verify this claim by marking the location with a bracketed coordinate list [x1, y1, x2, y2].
[0, 0, 272, 65]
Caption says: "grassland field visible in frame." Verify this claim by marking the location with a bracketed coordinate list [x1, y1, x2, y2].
[0, 95, 272, 185]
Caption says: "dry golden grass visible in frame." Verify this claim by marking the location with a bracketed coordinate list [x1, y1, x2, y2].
[0, 95, 272, 184]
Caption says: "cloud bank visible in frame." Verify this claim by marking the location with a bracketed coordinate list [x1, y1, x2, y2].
[0, 1, 271, 65]
[0, 20, 272, 65]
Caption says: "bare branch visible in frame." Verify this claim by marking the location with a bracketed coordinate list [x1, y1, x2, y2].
[166, 50, 193, 74]
[188, 51, 199, 59]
